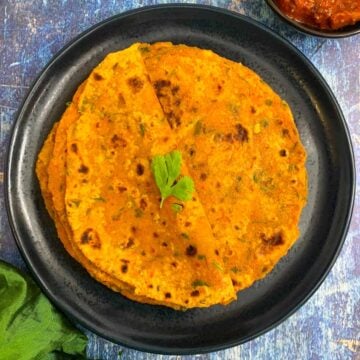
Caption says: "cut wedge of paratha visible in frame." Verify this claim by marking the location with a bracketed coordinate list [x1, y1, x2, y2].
[63, 44, 235, 308]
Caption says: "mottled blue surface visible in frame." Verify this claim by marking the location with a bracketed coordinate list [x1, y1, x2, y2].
[0, 1, 359, 359]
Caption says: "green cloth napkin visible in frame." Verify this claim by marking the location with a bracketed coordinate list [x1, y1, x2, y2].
[0, 260, 88, 360]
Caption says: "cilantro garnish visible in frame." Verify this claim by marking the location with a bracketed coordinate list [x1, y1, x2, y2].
[151, 150, 194, 208]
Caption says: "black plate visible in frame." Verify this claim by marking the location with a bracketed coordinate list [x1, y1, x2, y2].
[5, 5, 355, 354]
[265, 0, 360, 38]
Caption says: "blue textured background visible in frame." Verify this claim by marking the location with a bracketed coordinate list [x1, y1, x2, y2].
[0, 1, 359, 359]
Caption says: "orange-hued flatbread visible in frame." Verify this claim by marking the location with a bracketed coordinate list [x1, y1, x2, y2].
[36, 42, 307, 309]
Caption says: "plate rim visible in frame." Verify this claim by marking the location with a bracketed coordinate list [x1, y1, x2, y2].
[4, 4, 356, 355]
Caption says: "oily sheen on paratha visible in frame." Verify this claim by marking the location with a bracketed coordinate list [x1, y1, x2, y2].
[36, 42, 307, 309]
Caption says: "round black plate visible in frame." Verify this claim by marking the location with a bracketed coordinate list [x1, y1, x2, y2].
[5, 5, 355, 354]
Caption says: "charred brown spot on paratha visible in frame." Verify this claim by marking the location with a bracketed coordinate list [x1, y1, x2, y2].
[190, 290, 200, 297]
[153, 79, 171, 97]
[122, 237, 135, 249]
[164, 110, 182, 128]
[186, 245, 197, 257]
[93, 72, 104, 81]
[136, 163, 145, 175]
[282, 128, 290, 137]
[261, 232, 284, 246]
[121, 264, 128, 273]
[71, 143, 78, 153]
[118, 93, 126, 107]
[111, 134, 127, 148]
[80, 228, 101, 248]
[118, 186, 127, 193]
[221, 125, 249, 143]
[235, 124, 249, 143]
[78, 164, 89, 174]
[165, 292, 171, 298]
[171, 85, 179, 95]
[139, 198, 147, 210]
[224, 133, 234, 143]
[153, 80, 183, 127]
[127, 76, 144, 93]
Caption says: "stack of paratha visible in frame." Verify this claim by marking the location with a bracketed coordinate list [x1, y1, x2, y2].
[36, 43, 307, 309]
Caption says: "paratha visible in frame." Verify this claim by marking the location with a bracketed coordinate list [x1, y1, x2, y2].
[36, 42, 307, 309]
[142, 43, 307, 291]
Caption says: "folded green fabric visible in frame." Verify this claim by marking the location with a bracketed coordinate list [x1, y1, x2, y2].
[0, 260, 88, 360]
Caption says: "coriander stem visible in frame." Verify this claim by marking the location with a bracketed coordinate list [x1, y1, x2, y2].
[160, 198, 164, 208]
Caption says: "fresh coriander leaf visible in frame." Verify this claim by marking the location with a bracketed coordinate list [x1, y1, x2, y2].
[118, 349, 124, 358]
[151, 155, 168, 192]
[171, 176, 194, 202]
[151, 150, 195, 208]
[164, 150, 182, 186]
